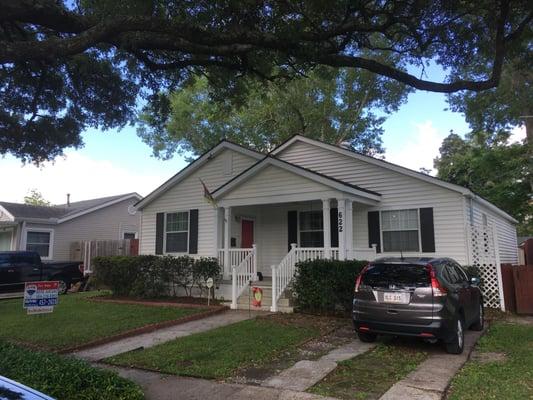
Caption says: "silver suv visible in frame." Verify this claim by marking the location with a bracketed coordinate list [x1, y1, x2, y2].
[352, 257, 484, 354]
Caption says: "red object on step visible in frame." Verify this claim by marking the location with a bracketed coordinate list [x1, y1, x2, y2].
[252, 287, 263, 307]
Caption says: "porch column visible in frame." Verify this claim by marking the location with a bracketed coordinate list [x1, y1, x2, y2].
[322, 199, 331, 258]
[224, 206, 231, 279]
[346, 200, 353, 259]
[213, 207, 220, 257]
[337, 198, 346, 260]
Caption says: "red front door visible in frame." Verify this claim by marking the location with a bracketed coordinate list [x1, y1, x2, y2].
[241, 219, 254, 248]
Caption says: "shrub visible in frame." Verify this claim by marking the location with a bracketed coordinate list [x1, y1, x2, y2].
[292, 259, 368, 314]
[93, 255, 221, 298]
[0, 341, 144, 400]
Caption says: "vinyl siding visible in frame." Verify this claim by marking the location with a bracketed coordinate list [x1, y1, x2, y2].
[139, 149, 257, 255]
[466, 199, 518, 264]
[277, 141, 469, 263]
[23, 198, 140, 261]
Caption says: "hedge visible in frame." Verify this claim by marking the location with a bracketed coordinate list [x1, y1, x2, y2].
[92, 255, 221, 298]
[0, 341, 144, 400]
[292, 259, 368, 314]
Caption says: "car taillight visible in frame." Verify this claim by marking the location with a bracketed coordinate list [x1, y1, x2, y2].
[355, 264, 370, 292]
[426, 263, 447, 297]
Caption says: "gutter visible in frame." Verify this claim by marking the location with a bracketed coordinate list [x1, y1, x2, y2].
[463, 193, 518, 224]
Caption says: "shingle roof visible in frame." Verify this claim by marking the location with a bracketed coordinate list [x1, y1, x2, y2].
[0, 193, 139, 222]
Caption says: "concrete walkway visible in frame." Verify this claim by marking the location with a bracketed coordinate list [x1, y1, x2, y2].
[73, 310, 259, 361]
[262, 339, 375, 392]
[106, 365, 337, 400]
[380, 329, 486, 400]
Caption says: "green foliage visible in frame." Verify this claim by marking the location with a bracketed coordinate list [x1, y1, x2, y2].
[0, 341, 144, 400]
[0, 292, 197, 350]
[434, 131, 531, 235]
[138, 67, 409, 159]
[107, 318, 319, 379]
[23, 189, 51, 206]
[93, 255, 221, 298]
[292, 259, 368, 314]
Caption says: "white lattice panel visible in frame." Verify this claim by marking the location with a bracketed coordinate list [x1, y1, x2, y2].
[467, 223, 504, 309]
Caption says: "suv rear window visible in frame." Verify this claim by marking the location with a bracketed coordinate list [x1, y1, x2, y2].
[361, 263, 430, 289]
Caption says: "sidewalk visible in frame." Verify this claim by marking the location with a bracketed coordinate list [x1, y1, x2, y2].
[73, 310, 261, 361]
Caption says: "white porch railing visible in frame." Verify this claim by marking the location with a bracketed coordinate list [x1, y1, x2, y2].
[270, 244, 377, 312]
[217, 247, 254, 277]
[230, 245, 257, 309]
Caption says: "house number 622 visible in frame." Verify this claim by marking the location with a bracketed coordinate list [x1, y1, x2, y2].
[338, 211, 343, 232]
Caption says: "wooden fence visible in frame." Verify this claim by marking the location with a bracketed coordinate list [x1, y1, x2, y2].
[501, 264, 533, 314]
[70, 239, 139, 274]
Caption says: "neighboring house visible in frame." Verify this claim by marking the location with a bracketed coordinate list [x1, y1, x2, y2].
[135, 135, 518, 311]
[0, 193, 141, 261]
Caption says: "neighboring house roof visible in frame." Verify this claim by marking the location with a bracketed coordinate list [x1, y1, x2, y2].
[212, 156, 381, 204]
[271, 135, 518, 224]
[135, 140, 264, 210]
[0, 193, 141, 224]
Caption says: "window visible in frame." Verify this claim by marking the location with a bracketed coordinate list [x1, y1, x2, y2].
[299, 211, 323, 247]
[123, 232, 136, 240]
[381, 209, 420, 252]
[165, 212, 189, 253]
[26, 231, 52, 258]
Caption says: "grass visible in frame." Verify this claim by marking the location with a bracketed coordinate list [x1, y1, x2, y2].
[447, 321, 533, 399]
[0, 341, 144, 400]
[106, 317, 321, 379]
[0, 291, 204, 350]
[309, 340, 428, 400]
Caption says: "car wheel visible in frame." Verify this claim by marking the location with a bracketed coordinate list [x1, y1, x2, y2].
[357, 331, 377, 343]
[445, 318, 465, 354]
[471, 302, 484, 331]
[56, 278, 70, 295]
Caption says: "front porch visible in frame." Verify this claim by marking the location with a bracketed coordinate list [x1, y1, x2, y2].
[214, 199, 379, 312]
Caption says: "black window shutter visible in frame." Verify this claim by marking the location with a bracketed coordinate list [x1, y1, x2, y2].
[155, 213, 164, 255]
[189, 209, 199, 254]
[287, 211, 298, 251]
[367, 211, 381, 253]
[420, 208, 435, 252]
[330, 208, 339, 247]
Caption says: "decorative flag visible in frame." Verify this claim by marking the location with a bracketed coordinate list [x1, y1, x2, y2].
[200, 178, 217, 208]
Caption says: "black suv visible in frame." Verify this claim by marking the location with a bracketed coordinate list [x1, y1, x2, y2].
[352, 257, 483, 354]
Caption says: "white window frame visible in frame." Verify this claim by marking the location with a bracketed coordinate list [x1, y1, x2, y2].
[163, 211, 190, 254]
[23, 228, 54, 260]
[298, 210, 324, 248]
[380, 209, 421, 253]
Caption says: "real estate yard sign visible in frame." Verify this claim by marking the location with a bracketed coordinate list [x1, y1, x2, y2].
[23, 281, 59, 315]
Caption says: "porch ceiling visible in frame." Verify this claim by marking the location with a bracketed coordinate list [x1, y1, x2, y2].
[213, 156, 381, 207]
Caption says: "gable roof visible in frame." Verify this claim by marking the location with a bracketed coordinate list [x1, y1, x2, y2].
[212, 156, 381, 204]
[0, 193, 141, 224]
[271, 135, 518, 223]
[135, 139, 264, 210]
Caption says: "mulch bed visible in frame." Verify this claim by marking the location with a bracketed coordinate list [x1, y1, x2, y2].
[87, 295, 222, 309]
[59, 299, 227, 354]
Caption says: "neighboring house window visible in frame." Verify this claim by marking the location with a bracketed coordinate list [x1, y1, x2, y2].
[165, 211, 189, 253]
[381, 209, 420, 252]
[299, 211, 324, 247]
[26, 231, 52, 258]
[123, 232, 136, 240]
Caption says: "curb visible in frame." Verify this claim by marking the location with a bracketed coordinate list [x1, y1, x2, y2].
[60, 305, 228, 354]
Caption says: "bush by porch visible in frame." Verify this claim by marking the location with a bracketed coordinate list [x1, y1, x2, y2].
[292, 259, 368, 314]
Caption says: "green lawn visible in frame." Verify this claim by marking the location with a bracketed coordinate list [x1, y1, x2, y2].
[447, 321, 533, 399]
[0, 341, 144, 400]
[309, 341, 428, 400]
[106, 317, 320, 379]
[0, 292, 203, 350]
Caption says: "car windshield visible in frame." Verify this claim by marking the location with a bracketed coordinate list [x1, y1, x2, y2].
[361, 263, 430, 289]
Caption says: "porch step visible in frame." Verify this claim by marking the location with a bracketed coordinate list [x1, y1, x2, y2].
[234, 284, 294, 313]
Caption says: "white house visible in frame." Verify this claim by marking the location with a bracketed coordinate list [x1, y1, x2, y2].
[135, 135, 518, 311]
[0, 193, 141, 262]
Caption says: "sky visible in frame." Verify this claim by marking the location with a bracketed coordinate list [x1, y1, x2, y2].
[0, 66, 526, 205]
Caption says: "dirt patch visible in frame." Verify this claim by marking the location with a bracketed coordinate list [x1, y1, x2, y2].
[228, 315, 353, 385]
[471, 351, 508, 364]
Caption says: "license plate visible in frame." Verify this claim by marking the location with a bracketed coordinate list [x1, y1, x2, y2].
[383, 292, 409, 304]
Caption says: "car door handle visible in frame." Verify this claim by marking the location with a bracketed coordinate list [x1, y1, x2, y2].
[32, 268, 40, 271]
[7, 269, 15, 273]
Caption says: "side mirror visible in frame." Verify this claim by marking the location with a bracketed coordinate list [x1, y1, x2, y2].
[470, 276, 480, 286]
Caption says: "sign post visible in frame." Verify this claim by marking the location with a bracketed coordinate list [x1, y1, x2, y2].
[23, 281, 59, 315]
[206, 277, 214, 306]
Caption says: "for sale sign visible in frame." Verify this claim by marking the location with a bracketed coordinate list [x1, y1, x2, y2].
[23, 281, 59, 315]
